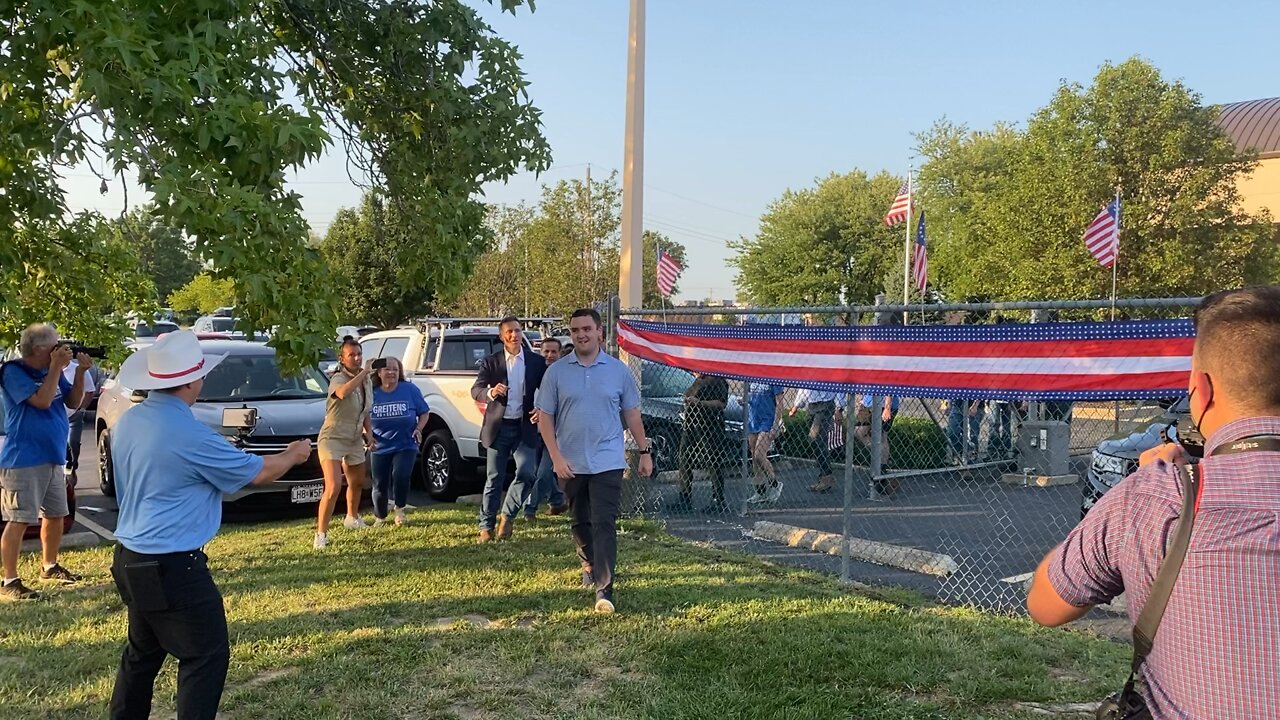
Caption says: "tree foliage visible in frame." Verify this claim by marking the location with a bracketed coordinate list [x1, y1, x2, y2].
[730, 171, 905, 306]
[451, 174, 689, 317]
[916, 58, 1277, 301]
[168, 274, 235, 316]
[1, 0, 550, 370]
[111, 207, 203, 302]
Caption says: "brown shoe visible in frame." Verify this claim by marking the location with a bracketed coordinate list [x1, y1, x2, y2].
[808, 476, 836, 493]
[478, 529, 494, 544]
[497, 515, 513, 540]
[548, 504, 569, 516]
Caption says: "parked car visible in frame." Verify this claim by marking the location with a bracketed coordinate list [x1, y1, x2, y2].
[358, 318, 552, 500]
[0, 392, 76, 538]
[95, 340, 330, 508]
[131, 320, 180, 342]
[638, 361, 752, 472]
[193, 315, 239, 335]
[1081, 397, 1193, 517]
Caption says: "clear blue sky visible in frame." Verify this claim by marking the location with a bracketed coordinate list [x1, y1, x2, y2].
[64, 0, 1279, 303]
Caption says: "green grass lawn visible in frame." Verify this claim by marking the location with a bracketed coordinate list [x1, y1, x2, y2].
[0, 507, 1126, 719]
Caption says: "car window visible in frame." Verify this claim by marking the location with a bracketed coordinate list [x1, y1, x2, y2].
[211, 318, 235, 332]
[421, 338, 438, 369]
[198, 354, 329, 401]
[381, 337, 409, 361]
[641, 362, 694, 397]
[436, 340, 467, 371]
[360, 338, 385, 360]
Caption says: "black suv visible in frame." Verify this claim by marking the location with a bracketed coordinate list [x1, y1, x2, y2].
[1081, 397, 1191, 517]
[639, 362, 751, 472]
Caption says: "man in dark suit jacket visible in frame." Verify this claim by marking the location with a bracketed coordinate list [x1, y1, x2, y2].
[470, 317, 547, 543]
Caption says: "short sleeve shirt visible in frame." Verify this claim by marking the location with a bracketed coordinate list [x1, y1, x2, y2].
[748, 383, 785, 427]
[319, 367, 373, 442]
[370, 382, 430, 455]
[63, 362, 96, 417]
[1046, 416, 1280, 719]
[0, 361, 72, 468]
[536, 351, 641, 474]
[113, 392, 264, 553]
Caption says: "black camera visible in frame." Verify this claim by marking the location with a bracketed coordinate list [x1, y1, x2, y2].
[56, 341, 107, 359]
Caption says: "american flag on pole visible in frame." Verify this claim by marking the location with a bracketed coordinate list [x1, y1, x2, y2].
[1083, 199, 1120, 268]
[912, 211, 928, 292]
[884, 182, 910, 226]
[616, 318, 1194, 401]
[656, 248, 682, 298]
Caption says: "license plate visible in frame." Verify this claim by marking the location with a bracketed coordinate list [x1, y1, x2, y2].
[290, 483, 323, 504]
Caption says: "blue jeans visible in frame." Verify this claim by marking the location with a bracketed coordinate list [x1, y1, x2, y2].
[481, 422, 538, 530]
[523, 448, 567, 518]
[946, 400, 986, 459]
[66, 409, 86, 473]
[370, 449, 415, 519]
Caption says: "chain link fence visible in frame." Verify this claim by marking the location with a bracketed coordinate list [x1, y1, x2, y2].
[614, 297, 1199, 632]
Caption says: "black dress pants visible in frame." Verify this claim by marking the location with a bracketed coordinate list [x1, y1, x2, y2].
[108, 545, 230, 720]
[564, 469, 624, 596]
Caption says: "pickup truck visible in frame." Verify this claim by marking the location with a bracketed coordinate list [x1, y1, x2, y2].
[358, 318, 556, 500]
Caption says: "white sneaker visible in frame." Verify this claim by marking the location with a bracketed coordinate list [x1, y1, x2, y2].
[343, 516, 369, 530]
[372, 518, 386, 528]
[313, 533, 328, 549]
[594, 597, 616, 614]
[745, 490, 768, 504]
[393, 507, 407, 526]
[765, 482, 784, 503]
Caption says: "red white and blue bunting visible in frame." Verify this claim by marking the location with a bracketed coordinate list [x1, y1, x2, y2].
[616, 318, 1195, 401]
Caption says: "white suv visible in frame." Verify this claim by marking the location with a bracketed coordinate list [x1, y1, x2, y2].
[359, 318, 552, 500]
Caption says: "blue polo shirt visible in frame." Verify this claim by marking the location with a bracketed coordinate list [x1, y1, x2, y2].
[0, 361, 72, 468]
[536, 350, 641, 475]
[113, 392, 264, 553]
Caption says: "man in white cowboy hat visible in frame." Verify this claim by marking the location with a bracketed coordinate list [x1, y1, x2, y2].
[106, 331, 312, 720]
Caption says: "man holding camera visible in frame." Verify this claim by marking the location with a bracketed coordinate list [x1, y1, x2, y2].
[0, 323, 91, 600]
[1027, 287, 1280, 718]
[108, 330, 312, 718]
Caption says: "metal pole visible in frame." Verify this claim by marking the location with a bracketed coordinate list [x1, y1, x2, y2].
[840, 392, 856, 582]
[901, 167, 912, 325]
[741, 380, 751, 504]
[618, 0, 645, 313]
[1111, 188, 1121, 434]
[869, 395, 883, 500]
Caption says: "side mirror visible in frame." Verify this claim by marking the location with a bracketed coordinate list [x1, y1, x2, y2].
[129, 389, 148, 403]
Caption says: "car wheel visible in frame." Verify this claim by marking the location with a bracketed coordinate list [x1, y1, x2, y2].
[419, 428, 461, 501]
[98, 429, 117, 498]
[649, 425, 679, 473]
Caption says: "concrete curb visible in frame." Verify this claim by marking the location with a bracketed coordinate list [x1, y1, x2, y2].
[21, 531, 100, 554]
[751, 520, 958, 578]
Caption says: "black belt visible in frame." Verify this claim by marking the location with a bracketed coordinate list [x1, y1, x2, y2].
[501, 418, 522, 424]
[117, 545, 207, 562]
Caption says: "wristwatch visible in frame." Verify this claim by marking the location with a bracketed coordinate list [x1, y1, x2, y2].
[638, 444, 651, 455]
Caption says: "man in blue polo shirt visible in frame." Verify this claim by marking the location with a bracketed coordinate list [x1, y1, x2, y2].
[107, 331, 311, 720]
[1, 323, 92, 601]
[537, 308, 653, 614]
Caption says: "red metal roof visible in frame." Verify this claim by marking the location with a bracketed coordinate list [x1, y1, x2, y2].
[1216, 97, 1280, 159]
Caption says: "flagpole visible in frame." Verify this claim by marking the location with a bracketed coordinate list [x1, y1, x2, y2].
[1109, 188, 1120, 322]
[902, 165, 912, 325]
[657, 241, 669, 326]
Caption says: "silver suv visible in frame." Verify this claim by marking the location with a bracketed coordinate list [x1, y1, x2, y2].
[95, 340, 329, 508]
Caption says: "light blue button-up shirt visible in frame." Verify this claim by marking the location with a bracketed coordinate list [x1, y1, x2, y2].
[113, 391, 264, 553]
[536, 351, 641, 475]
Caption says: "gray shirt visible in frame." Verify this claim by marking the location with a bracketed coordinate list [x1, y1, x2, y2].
[536, 351, 641, 475]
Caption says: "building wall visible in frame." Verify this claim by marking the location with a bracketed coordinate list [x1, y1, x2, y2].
[1237, 156, 1280, 220]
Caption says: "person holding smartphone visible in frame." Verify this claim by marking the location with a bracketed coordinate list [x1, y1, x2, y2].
[314, 336, 374, 549]
[368, 357, 429, 526]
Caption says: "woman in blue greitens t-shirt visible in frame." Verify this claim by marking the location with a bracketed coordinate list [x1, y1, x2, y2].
[369, 357, 430, 526]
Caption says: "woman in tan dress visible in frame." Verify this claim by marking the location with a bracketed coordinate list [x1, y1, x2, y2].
[314, 337, 374, 549]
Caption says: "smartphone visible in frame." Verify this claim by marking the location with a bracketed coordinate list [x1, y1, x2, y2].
[222, 407, 259, 432]
[371, 358, 388, 371]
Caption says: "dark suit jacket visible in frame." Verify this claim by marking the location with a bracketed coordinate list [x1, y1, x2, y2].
[471, 347, 547, 449]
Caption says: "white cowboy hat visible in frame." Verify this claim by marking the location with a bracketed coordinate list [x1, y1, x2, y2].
[117, 330, 227, 390]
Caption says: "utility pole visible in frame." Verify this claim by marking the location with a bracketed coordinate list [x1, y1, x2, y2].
[618, 0, 645, 312]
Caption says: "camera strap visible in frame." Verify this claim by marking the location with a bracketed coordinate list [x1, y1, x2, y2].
[1127, 435, 1280, 678]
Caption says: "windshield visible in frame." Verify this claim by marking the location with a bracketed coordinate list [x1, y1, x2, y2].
[210, 318, 236, 332]
[197, 354, 328, 402]
[641, 362, 695, 398]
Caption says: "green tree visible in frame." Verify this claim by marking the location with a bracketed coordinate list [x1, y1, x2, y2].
[1, 0, 551, 370]
[916, 58, 1277, 300]
[112, 208, 203, 302]
[730, 171, 905, 306]
[320, 193, 482, 329]
[168, 274, 235, 316]
[451, 174, 688, 317]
